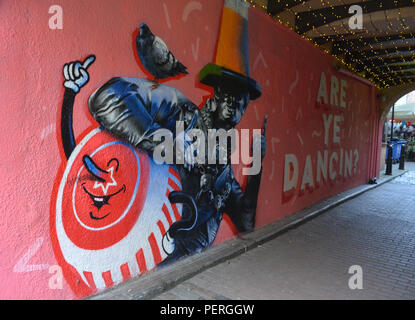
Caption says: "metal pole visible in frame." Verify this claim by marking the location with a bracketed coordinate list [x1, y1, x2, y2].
[390, 103, 395, 140]
[385, 103, 395, 175]
[399, 144, 406, 170]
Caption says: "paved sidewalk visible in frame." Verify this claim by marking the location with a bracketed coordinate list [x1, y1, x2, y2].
[90, 163, 413, 300]
[151, 163, 415, 300]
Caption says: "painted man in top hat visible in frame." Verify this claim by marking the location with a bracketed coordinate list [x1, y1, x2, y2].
[60, 0, 266, 263]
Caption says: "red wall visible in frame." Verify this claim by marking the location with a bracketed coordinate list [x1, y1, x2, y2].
[0, 0, 381, 299]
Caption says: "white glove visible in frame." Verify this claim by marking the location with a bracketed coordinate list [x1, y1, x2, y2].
[63, 55, 95, 93]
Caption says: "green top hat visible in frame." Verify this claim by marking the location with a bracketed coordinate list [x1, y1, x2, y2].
[199, 63, 262, 100]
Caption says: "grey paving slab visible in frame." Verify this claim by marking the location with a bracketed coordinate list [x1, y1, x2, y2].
[153, 164, 415, 300]
[90, 162, 413, 300]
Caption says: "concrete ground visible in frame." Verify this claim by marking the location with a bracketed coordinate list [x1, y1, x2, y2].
[151, 162, 415, 300]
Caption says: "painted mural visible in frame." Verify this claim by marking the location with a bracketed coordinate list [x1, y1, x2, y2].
[51, 0, 266, 297]
[0, 0, 381, 299]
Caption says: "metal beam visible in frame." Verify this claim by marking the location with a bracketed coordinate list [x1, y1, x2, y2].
[350, 54, 415, 73]
[390, 68, 415, 74]
[346, 50, 415, 62]
[393, 76, 415, 85]
[350, 47, 415, 57]
[396, 76, 415, 80]
[315, 33, 415, 47]
[267, 0, 309, 15]
[373, 61, 415, 69]
[295, 0, 415, 34]
[338, 35, 415, 49]
[333, 42, 415, 56]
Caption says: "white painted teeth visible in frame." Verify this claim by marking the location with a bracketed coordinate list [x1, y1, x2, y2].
[94, 197, 104, 202]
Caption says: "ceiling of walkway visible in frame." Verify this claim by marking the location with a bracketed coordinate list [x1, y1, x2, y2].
[251, 0, 415, 89]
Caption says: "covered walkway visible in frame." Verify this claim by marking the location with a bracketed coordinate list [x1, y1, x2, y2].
[151, 163, 415, 300]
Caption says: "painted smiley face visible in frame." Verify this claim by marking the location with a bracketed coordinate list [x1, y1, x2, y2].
[73, 153, 135, 230]
[80, 157, 127, 222]
[59, 130, 150, 250]
[53, 128, 184, 297]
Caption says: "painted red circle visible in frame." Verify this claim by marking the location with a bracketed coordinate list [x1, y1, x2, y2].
[60, 130, 149, 250]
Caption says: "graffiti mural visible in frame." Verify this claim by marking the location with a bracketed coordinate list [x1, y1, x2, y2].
[52, 53, 187, 295]
[0, 0, 382, 300]
[50, 0, 265, 297]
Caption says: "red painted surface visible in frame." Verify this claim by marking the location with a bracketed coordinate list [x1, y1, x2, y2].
[136, 249, 147, 274]
[0, 0, 381, 299]
[58, 130, 150, 250]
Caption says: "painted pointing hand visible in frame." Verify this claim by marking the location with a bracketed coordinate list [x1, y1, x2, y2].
[63, 55, 96, 93]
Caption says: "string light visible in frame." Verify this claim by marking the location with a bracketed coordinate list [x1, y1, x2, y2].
[243, 0, 415, 89]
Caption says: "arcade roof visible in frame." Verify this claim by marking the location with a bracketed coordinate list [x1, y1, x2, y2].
[249, 0, 415, 89]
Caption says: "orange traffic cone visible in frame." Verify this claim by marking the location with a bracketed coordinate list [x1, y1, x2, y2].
[199, 0, 261, 100]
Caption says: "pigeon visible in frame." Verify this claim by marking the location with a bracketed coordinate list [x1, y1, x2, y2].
[136, 23, 188, 83]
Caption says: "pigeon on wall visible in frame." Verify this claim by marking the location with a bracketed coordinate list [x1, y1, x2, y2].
[136, 23, 188, 83]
